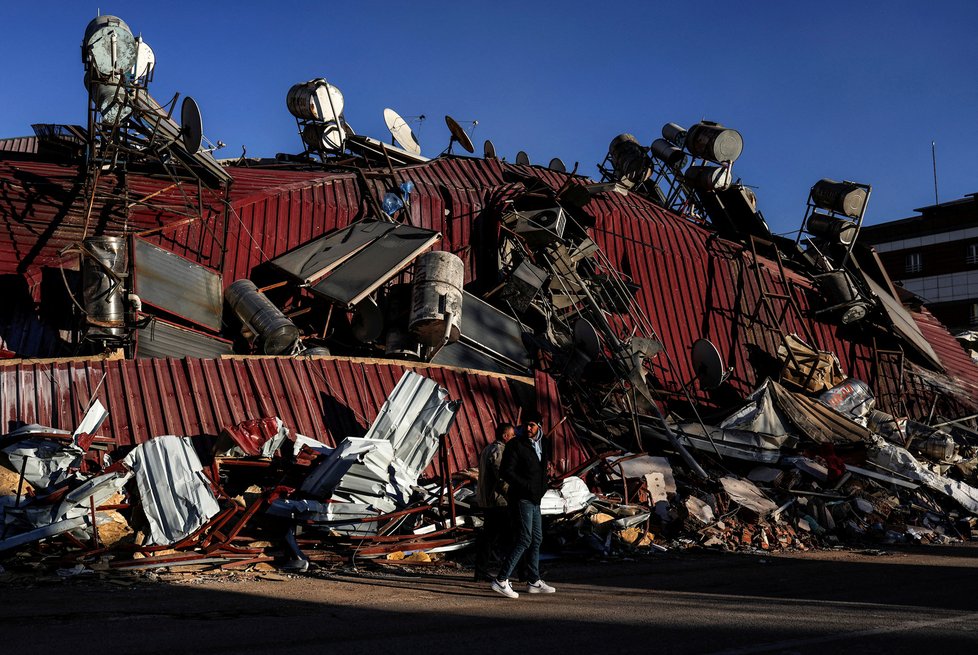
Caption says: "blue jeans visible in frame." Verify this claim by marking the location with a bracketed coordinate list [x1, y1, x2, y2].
[497, 500, 541, 582]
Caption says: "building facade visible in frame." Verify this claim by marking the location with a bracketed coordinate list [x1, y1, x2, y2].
[861, 194, 978, 332]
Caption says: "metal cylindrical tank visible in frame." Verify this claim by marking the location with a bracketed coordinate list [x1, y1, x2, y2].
[683, 164, 732, 191]
[608, 134, 652, 188]
[685, 122, 743, 163]
[810, 179, 868, 219]
[89, 74, 132, 125]
[286, 79, 345, 122]
[82, 236, 128, 338]
[301, 121, 346, 151]
[409, 252, 463, 347]
[225, 280, 299, 355]
[82, 15, 136, 77]
[661, 122, 687, 148]
[650, 138, 686, 169]
[806, 212, 857, 245]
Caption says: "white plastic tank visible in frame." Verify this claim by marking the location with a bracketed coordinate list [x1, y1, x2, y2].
[409, 252, 464, 347]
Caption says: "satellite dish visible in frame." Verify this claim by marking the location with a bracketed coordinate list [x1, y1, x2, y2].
[131, 39, 155, 80]
[549, 157, 566, 172]
[515, 151, 530, 166]
[573, 319, 601, 360]
[83, 15, 137, 77]
[180, 96, 203, 155]
[384, 108, 421, 155]
[351, 298, 384, 343]
[691, 338, 728, 390]
[484, 139, 497, 159]
[445, 115, 475, 153]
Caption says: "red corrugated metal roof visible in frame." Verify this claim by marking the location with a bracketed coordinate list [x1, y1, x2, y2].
[1, 151, 975, 418]
[0, 356, 589, 475]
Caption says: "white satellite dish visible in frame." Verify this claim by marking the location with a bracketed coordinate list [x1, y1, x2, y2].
[549, 157, 566, 172]
[384, 108, 421, 155]
[691, 338, 728, 389]
[484, 139, 497, 159]
[516, 151, 530, 166]
[132, 38, 155, 80]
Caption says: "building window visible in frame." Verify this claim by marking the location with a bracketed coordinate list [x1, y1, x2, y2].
[905, 252, 922, 273]
[968, 243, 978, 265]
[971, 303, 978, 327]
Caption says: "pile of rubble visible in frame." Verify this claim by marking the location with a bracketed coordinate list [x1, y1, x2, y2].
[3, 356, 978, 582]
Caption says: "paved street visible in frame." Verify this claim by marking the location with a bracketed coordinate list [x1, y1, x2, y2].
[3, 546, 978, 654]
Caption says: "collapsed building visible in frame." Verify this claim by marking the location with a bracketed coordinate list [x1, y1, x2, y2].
[1, 15, 978, 574]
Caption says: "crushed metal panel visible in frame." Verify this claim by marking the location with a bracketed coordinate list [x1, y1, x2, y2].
[364, 370, 461, 482]
[720, 476, 778, 518]
[768, 381, 870, 444]
[123, 435, 221, 546]
[134, 238, 223, 332]
[137, 318, 233, 359]
[2, 439, 83, 488]
[300, 438, 389, 499]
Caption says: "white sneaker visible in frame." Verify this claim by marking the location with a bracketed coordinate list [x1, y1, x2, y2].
[528, 580, 556, 594]
[491, 578, 519, 599]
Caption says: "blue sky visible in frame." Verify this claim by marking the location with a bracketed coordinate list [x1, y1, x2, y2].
[1, 1, 975, 233]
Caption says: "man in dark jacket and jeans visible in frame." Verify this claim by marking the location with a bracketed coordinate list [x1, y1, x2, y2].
[491, 414, 556, 598]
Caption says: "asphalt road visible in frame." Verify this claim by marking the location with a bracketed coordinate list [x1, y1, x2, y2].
[4, 545, 978, 654]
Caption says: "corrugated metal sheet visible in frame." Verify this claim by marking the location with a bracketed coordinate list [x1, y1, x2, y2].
[136, 319, 233, 359]
[134, 238, 223, 331]
[0, 136, 38, 154]
[0, 356, 589, 475]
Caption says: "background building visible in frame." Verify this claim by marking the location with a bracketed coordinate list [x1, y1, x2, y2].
[861, 194, 978, 332]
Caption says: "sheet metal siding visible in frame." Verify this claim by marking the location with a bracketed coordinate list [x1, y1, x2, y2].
[0, 137, 39, 154]
[0, 357, 588, 475]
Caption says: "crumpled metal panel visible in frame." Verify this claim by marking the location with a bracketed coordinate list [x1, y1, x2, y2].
[2, 438, 83, 489]
[300, 437, 389, 501]
[363, 370, 460, 484]
[123, 435, 220, 546]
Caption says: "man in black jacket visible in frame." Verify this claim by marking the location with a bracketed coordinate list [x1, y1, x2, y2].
[491, 414, 556, 599]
